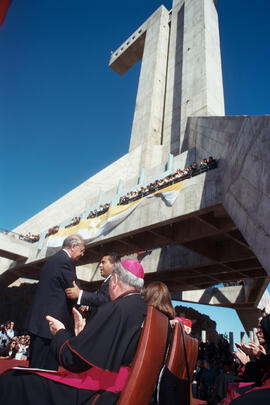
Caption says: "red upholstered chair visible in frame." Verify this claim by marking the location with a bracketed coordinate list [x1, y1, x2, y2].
[166, 321, 198, 380]
[159, 322, 198, 405]
[118, 306, 168, 405]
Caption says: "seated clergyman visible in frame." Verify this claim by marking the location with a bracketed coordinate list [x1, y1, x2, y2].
[0, 259, 146, 405]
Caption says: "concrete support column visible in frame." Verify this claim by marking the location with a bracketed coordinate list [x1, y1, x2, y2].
[97, 190, 104, 207]
[138, 168, 145, 185]
[166, 153, 174, 172]
[38, 231, 46, 250]
[117, 179, 123, 196]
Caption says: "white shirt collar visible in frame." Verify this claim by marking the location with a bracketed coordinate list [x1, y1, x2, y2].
[104, 274, 112, 283]
[62, 249, 71, 258]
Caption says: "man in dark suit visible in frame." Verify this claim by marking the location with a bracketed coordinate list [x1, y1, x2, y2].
[26, 234, 85, 370]
[65, 252, 120, 310]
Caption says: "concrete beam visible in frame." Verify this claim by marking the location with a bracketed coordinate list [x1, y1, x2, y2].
[109, 23, 146, 76]
[171, 285, 247, 307]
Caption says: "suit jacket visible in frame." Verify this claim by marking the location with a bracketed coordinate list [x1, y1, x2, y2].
[26, 250, 79, 339]
[80, 276, 111, 308]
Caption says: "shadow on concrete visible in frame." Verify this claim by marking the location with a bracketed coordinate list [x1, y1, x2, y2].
[170, 3, 184, 156]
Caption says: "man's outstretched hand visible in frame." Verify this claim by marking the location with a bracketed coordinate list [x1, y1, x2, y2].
[73, 307, 86, 336]
[46, 315, 65, 336]
[46, 308, 86, 337]
[65, 281, 80, 300]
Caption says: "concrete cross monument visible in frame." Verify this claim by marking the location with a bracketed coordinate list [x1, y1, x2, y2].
[109, 0, 224, 169]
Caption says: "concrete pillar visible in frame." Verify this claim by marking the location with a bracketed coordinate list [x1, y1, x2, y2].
[59, 219, 70, 228]
[162, 0, 224, 156]
[37, 231, 46, 250]
[110, 0, 224, 166]
[109, 179, 123, 206]
[97, 190, 104, 207]
[138, 168, 145, 185]
[80, 211, 89, 219]
[166, 153, 174, 172]
[129, 6, 170, 169]
[202, 330, 206, 343]
[117, 179, 123, 195]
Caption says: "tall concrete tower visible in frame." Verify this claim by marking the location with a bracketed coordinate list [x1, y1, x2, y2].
[109, 0, 224, 168]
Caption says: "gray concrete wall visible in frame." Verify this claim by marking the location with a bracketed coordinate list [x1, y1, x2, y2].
[186, 115, 270, 277]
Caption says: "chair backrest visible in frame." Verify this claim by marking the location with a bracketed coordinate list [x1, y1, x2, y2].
[118, 306, 168, 405]
[166, 321, 198, 381]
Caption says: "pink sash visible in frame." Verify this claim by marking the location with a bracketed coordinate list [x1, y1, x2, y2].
[12, 365, 131, 393]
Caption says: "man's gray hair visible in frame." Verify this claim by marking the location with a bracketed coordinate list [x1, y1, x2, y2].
[112, 262, 144, 291]
[62, 234, 84, 249]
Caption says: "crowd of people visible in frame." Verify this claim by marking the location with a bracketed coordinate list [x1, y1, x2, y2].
[192, 336, 232, 401]
[45, 225, 60, 238]
[65, 216, 81, 228]
[118, 156, 217, 205]
[0, 321, 29, 361]
[87, 203, 110, 219]
[1, 229, 39, 244]
[191, 306, 270, 405]
[19, 232, 40, 243]
[20, 156, 217, 241]
[15, 232, 40, 243]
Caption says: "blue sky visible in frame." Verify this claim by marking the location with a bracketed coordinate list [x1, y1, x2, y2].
[1, 0, 269, 337]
